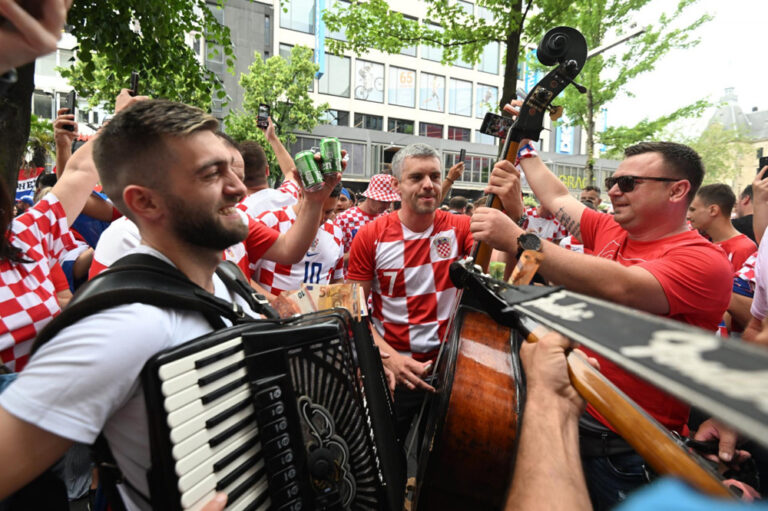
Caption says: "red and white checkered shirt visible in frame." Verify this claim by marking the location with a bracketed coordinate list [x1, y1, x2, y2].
[523, 206, 569, 243]
[237, 179, 300, 220]
[251, 207, 344, 296]
[1, 194, 80, 372]
[736, 252, 757, 290]
[335, 205, 382, 253]
[347, 210, 473, 361]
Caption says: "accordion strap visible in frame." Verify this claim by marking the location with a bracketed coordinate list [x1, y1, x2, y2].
[32, 254, 261, 355]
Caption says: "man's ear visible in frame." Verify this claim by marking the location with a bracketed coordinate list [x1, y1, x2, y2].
[391, 175, 399, 192]
[708, 204, 720, 218]
[123, 184, 164, 223]
[669, 180, 691, 203]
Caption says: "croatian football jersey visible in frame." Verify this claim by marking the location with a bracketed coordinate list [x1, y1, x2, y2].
[559, 234, 584, 254]
[523, 206, 568, 242]
[335, 205, 381, 253]
[0, 194, 80, 372]
[252, 206, 344, 296]
[347, 210, 473, 361]
[237, 179, 300, 220]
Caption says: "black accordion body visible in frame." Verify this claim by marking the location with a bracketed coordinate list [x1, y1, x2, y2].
[142, 310, 405, 511]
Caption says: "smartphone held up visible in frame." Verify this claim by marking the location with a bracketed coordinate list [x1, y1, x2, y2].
[61, 90, 76, 132]
[257, 104, 270, 129]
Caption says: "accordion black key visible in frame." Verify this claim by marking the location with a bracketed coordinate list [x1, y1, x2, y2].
[142, 311, 405, 511]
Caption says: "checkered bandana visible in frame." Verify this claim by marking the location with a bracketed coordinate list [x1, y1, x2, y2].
[362, 174, 400, 202]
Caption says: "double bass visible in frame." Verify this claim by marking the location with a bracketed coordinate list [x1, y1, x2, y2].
[414, 26, 589, 510]
[413, 26, 747, 509]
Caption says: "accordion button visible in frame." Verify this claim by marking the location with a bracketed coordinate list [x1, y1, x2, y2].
[267, 449, 295, 473]
[259, 401, 286, 423]
[264, 433, 291, 457]
[273, 482, 301, 503]
[262, 417, 289, 438]
[276, 499, 303, 511]
[270, 465, 298, 487]
[255, 385, 282, 406]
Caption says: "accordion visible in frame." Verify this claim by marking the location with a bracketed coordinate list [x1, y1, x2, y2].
[142, 310, 405, 511]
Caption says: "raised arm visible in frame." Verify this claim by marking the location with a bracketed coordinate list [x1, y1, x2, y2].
[52, 89, 147, 226]
[518, 155, 586, 240]
[471, 208, 671, 315]
[441, 162, 464, 202]
[752, 166, 768, 244]
[53, 108, 76, 177]
[262, 117, 298, 185]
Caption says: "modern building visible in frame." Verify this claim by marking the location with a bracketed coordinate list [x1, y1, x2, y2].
[208, 0, 619, 200]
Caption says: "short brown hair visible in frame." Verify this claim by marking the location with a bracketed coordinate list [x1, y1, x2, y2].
[696, 183, 736, 218]
[239, 141, 268, 188]
[624, 142, 704, 203]
[93, 99, 218, 217]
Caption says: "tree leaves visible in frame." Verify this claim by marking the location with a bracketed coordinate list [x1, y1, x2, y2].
[61, 0, 234, 111]
[225, 46, 329, 181]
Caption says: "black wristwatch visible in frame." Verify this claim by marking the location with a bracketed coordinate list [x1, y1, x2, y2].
[516, 232, 542, 260]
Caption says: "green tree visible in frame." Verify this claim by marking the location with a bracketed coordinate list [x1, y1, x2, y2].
[537, 0, 711, 183]
[25, 115, 55, 169]
[681, 122, 751, 186]
[225, 46, 328, 181]
[322, 0, 570, 110]
[1, 0, 234, 191]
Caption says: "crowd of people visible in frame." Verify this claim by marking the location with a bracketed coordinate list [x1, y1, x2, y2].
[0, 2, 766, 510]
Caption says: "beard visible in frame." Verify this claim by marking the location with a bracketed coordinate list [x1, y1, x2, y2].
[165, 193, 248, 250]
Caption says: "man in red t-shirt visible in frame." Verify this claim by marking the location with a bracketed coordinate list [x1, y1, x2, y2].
[472, 139, 733, 508]
[687, 183, 756, 271]
[347, 143, 519, 440]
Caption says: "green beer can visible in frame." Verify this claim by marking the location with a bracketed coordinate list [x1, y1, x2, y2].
[320, 137, 343, 175]
[295, 150, 324, 191]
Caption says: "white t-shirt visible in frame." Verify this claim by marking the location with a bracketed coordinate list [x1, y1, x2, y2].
[237, 185, 298, 221]
[0, 246, 259, 511]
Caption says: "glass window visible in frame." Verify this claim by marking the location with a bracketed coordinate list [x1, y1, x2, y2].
[279, 44, 314, 91]
[448, 126, 470, 141]
[341, 141, 366, 176]
[354, 113, 383, 131]
[421, 23, 443, 62]
[325, 0, 349, 41]
[419, 73, 445, 112]
[420, 122, 443, 138]
[206, 42, 224, 64]
[478, 42, 499, 74]
[400, 15, 418, 56]
[320, 109, 350, 126]
[475, 130, 496, 145]
[354, 60, 384, 103]
[33, 92, 53, 119]
[448, 78, 472, 117]
[280, 0, 315, 33]
[36, 52, 57, 76]
[319, 54, 350, 97]
[476, 84, 498, 119]
[388, 118, 414, 134]
[59, 49, 75, 68]
[388, 66, 416, 108]
[264, 15, 271, 47]
[453, 2, 473, 68]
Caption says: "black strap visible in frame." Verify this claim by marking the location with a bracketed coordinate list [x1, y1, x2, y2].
[28, 253, 266, 511]
[215, 260, 279, 319]
[32, 254, 250, 355]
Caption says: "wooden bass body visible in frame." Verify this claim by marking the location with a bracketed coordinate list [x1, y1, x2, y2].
[414, 306, 524, 510]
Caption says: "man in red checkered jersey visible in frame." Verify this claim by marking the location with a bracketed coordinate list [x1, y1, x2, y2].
[335, 173, 399, 258]
[252, 184, 345, 297]
[347, 143, 519, 439]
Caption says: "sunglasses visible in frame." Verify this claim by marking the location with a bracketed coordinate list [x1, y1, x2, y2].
[604, 175, 680, 193]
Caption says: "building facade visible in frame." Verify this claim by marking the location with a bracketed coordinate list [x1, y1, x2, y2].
[210, 0, 619, 199]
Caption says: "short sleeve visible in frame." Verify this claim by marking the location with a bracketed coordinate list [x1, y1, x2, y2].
[278, 179, 300, 200]
[751, 240, 768, 320]
[347, 222, 376, 282]
[640, 244, 732, 325]
[243, 217, 280, 264]
[578, 207, 605, 250]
